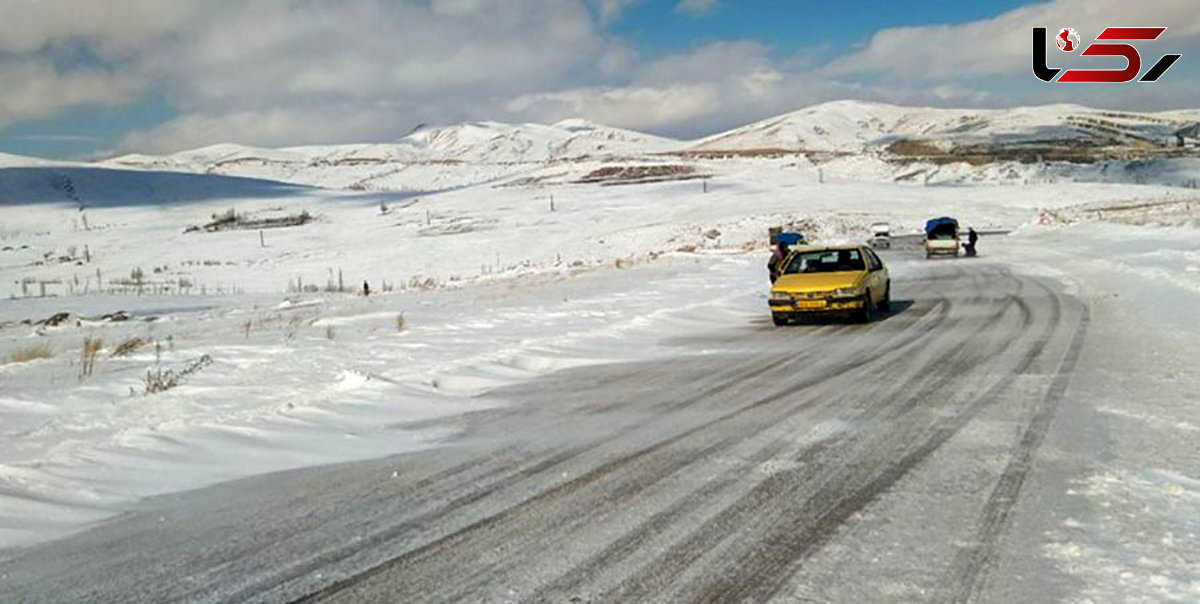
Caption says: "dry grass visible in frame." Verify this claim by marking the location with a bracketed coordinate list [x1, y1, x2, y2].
[110, 336, 146, 357]
[144, 354, 213, 395]
[575, 164, 700, 185]
[80, 336, 102, 377]
[3, 342, 53, 364]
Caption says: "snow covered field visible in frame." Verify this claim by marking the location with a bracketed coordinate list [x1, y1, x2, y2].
[1001, 225, 1200, 602]
[3, 102, 1200, 599]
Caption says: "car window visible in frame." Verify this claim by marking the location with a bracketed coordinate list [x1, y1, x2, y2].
[865, 249, 882, 271]
[784, 249, 865, 274]
[928, 224, 957, 240]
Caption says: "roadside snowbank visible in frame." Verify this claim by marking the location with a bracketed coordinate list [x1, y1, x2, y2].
[1006, 221, 1200, 602]
[0, 253, 762, 548]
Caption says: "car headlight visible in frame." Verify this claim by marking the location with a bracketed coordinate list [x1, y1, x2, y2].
[832, 287, 864, 297]
[771, 291, 792, 301]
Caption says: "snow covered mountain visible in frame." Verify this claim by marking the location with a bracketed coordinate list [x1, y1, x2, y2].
[0, 151, 61, 168]
[687, 100, 1200, 154]
[102, 119, 679, 191]
[1, 100, 1192, 193]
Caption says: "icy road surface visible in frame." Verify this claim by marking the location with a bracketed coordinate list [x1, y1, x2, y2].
[4, 232, 1200, 603]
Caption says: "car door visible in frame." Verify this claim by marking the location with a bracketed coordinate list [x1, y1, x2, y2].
[863, 247, 887, 302]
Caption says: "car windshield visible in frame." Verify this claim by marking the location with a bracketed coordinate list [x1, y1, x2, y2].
[928, 224, 957, 240]
[784, 249, 864, 274]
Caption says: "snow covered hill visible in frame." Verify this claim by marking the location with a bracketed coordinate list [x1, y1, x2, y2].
[687, 100, 1200, 154]
[102, 120, 678, 192]
[0, 151, 62, 168]
[2, 100, 1195, 194]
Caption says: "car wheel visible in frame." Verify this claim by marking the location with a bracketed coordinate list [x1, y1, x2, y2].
[858, 290, 876, 323]
[772, 313, 788, 326]
[879, 282, 891, 312]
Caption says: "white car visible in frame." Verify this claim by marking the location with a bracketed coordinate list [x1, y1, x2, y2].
[869, 222, 890, 249]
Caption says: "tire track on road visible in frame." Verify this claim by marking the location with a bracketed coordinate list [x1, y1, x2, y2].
[731, 276, 1064, 603]
[222, 330, 844, 601]
[603, 277, 1030, 602]
[293, 294, 957, 602]
[527, 292, 975, 602]
[948, 283, 1090, 604]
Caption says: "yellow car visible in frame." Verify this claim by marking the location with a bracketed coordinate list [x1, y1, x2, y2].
[768, 244, 891, 325]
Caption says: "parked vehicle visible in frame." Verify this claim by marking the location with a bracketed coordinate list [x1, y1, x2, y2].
[924, 217, 960, 258]
[869, 222, 891, 249]
[768, 244, 890, 325]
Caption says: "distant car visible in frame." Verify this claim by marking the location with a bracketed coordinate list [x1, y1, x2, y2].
[924, 216, 960, 258]
[768, 244, 890, 325]
[869, 222, 890, 249]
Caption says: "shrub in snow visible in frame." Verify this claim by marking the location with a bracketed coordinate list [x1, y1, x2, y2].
[144, 354, 213, 395]
[80, 336, 101, 378]
[3, 343, 52, 365]
[110, 336, 146, 358]
[408, 276, 438, 290]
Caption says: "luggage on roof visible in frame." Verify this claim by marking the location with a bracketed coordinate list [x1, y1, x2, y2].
[924, 217, 958, 236]
[776, 232, 805, 246]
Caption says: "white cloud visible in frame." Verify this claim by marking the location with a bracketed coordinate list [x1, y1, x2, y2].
[0, 0, 199, 55]
[506, 41, 851, 138]
[105, 1, 622, 150]
[506, 83, 720, 131]
[826, 0, 1200, 80]
[675, 0, 720, 16]
[4, 0, 1200, 155]
[11, 134, 99, 143]
[593, 0, 643, 23]
[0, 59, 145, 129]
[115, 106, 418, 154]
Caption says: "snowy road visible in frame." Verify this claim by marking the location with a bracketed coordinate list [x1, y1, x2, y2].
[0, 246, 1111, 603]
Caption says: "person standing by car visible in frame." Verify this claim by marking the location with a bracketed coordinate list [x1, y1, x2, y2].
[965, 227, 979, 257]
[768, 242, 788, 283]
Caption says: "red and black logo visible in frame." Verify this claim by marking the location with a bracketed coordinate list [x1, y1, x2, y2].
[1033, 27, 1181, 83]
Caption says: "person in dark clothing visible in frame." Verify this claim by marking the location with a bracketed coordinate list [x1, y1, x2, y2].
[363, 280, 370, 296]
[768, 242, 788, 283]
[965, 228, 979, 257]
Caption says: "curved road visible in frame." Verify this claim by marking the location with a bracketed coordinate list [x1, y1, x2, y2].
[1, 253, 1090, 603]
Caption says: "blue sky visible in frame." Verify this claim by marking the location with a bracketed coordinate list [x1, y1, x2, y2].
[0, 96, 174, 160]
[0, 0, 1195, 159]
[609, 0, 1038, 58]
